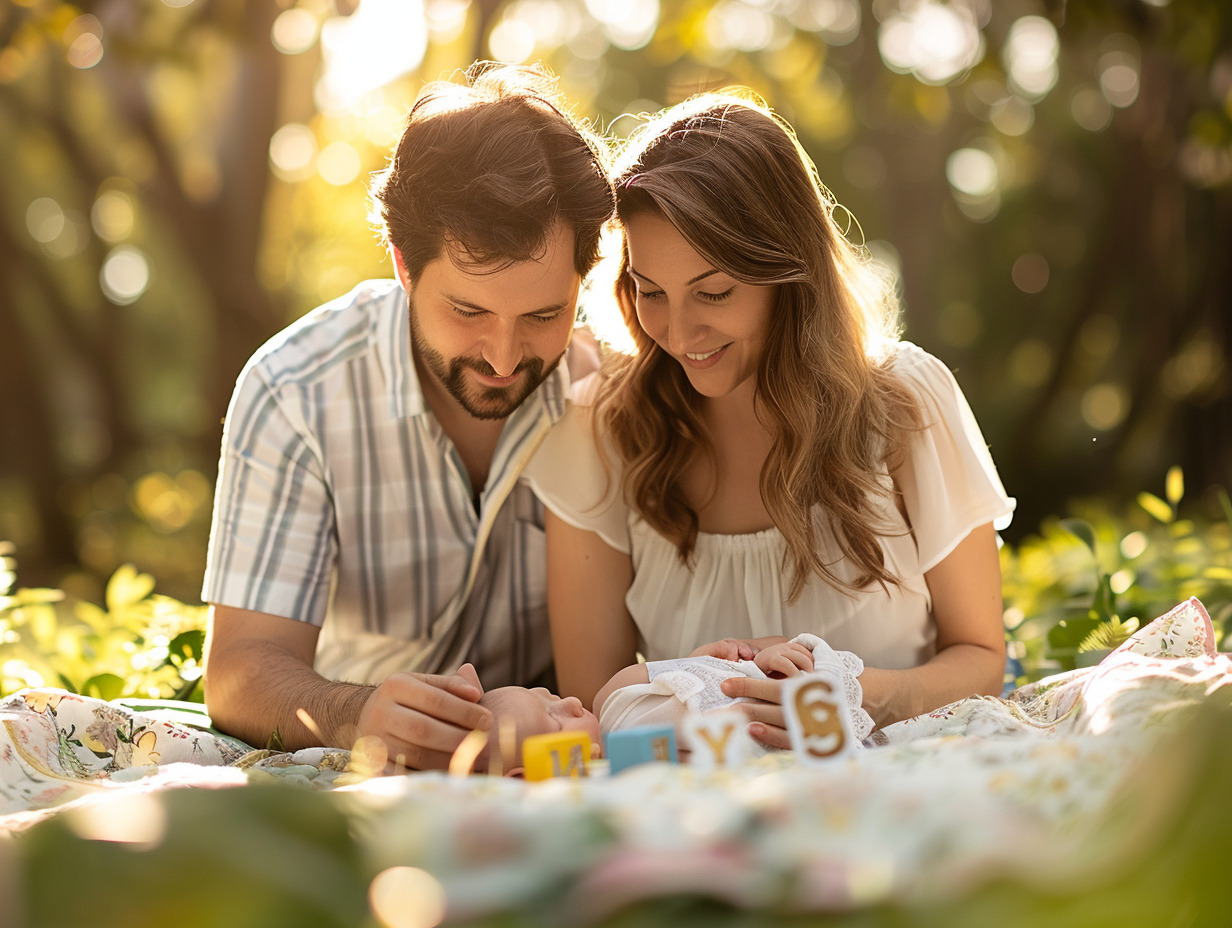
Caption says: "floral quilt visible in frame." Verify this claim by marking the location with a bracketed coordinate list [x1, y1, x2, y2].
[3, 597, 1230, 928]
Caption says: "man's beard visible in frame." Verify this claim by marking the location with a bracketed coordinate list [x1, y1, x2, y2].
[411, 308, 563, 421]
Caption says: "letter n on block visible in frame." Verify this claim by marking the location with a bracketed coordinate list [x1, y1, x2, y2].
[522, 731, 592, 781]
[604, 724, 677, 774]
[782, 670, 853, 765]
[684, 708, 752, 771]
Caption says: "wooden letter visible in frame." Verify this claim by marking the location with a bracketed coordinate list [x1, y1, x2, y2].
[685, 709, 752, 770]
[604, 725, 677, 774]
[782, 671, 853, 764]
[522, 731, 592, 781]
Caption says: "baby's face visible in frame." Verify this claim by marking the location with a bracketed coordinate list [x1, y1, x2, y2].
[480, 686, 601, 771]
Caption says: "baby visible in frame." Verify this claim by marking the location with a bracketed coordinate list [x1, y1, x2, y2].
[471, 686, 600, 775]
[465, 635, 870, 774]
[594, 634, 875, 756]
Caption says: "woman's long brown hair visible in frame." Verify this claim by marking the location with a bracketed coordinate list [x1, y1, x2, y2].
[596, 92, 921, 602]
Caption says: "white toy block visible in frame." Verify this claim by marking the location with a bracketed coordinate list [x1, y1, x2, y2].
[782, 669, 854, 764]
[684, 708, 754, 770]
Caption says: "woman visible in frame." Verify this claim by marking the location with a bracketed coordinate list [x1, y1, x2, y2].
[525, 91, 1014, 745]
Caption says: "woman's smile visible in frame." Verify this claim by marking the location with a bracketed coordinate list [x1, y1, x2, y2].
[624, 211, 777, 400]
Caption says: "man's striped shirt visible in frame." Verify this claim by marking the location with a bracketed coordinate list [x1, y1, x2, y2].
[202, 279, 567, 687]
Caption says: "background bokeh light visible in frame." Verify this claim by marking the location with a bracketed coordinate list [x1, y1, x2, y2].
[0, 0, 1229, 603]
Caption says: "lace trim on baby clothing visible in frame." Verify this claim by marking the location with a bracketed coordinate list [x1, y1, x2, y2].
[791, 634, 875, 742]
[645, 656, 759, 712]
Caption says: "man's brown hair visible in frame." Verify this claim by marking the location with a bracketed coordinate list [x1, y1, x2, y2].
[371, 61, 614, 280]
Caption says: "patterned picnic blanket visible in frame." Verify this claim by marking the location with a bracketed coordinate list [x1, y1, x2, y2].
[3, 597, 1230, 928]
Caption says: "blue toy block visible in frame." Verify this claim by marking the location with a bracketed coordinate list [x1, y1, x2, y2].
[604, 724, 678, 774]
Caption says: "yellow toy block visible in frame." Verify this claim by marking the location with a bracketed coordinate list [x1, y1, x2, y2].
[522, 731, 592, 781]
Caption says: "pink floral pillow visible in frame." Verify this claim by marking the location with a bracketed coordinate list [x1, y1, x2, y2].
[1110, 596, 1217, 661]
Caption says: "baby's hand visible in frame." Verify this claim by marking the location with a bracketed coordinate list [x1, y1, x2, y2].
[689, 638, 757, 661]
[753, 641, 814, 679]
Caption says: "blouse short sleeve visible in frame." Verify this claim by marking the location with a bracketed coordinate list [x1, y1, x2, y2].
[522, 375, 633, 554]
[891, 343, 1016, 572]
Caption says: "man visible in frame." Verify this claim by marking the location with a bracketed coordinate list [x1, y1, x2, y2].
[201, 62, 614, 770]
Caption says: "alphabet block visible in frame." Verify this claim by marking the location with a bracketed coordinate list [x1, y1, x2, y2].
[604, 725, 677, 774]
[684, 708, 754, 770]
[522, 731, 592, 781]
[782, 670, 853, 765]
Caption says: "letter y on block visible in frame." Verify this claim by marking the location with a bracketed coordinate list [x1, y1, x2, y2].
[685, 708, 753, 771]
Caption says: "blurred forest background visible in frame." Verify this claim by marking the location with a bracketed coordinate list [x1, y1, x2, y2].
[1, 0, 1229, 608]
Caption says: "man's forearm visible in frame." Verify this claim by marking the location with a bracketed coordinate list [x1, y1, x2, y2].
[206, 640, 373, 750]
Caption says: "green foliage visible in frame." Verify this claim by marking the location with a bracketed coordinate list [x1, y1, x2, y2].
[1001, 469, 1232, 681]
[2, 469, 1230, 701]
[3, 0, 1231, 602]
[18, 784, 371, 928]
[0, 543, 206, 702]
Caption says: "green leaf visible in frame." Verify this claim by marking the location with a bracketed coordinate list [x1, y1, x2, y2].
[73, 600, 110, 632]
[168, 629, 205, 663]
[1165, 466, 1184, 506]
[1058, 518, 1098, 555]
[1078, 615, 1140, 653]
[1218, 487, 1232, 529]
[1137, 492, 1173, 524]
[105, 564, 156, 612]
[0, 589, 66, 616]
[1047, 615, 1104, 668]
[81, 673, 127, 702]
[1090, 573, 1118, 624]
[172, 676, 202, 702]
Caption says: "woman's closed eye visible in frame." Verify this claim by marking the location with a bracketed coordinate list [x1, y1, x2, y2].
[636, 286, 735, 303]
[697, 286, 735, 303]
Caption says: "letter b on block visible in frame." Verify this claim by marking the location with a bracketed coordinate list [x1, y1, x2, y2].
[522, 731, 592, 781]
[782, 670, 853, 765]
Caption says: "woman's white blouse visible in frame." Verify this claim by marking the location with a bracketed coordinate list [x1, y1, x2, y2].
[523, 342, 1015, 670]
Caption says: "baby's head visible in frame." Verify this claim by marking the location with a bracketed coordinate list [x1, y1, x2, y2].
[476, 686, 600, 774]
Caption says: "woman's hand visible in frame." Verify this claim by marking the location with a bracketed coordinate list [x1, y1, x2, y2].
[688, 635, 790, 661]
[718, 676, 792, 749]
[689, 638, 755, 660]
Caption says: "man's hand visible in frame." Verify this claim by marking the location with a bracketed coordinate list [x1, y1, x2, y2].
[719, 676, 792, 750]
[355, 663, 493, 771]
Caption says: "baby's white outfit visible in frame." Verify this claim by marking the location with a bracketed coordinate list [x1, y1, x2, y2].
[598, 634, 875, 752]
